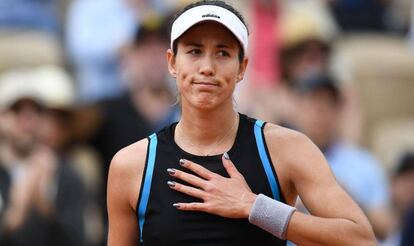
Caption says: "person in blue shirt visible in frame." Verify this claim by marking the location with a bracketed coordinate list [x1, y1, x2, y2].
[66, 0, 136, 103]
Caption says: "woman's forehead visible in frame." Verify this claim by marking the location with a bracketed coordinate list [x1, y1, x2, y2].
[178, 21, 240, 47]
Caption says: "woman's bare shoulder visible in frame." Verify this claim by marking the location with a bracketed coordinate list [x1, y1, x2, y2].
[263, 123, 309, 147]
[262, 123, 320, 165]
[109, 138, 149, 181]
[108, 138, 150, 210]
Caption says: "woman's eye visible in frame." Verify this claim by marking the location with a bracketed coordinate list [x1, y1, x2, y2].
[188, 49, 201, 55]
[218, 50, 230, 57]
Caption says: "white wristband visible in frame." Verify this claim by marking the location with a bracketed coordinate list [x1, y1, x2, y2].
[248, 194, 296, 240]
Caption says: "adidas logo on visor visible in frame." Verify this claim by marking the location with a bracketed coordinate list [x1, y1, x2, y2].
[202, 11, 220, 19]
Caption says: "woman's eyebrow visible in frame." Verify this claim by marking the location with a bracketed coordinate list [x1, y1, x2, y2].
[184, 42, 203, 47]
[216, 44, 231, 49]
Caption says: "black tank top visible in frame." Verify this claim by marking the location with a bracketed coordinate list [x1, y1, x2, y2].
[137, 113, 286, 245]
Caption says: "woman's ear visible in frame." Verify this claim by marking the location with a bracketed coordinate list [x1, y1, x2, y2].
[167, 49, 177, 78]
[237, 57, 249, 82]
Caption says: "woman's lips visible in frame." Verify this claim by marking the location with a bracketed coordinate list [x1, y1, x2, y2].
[192, 82, 219, 87]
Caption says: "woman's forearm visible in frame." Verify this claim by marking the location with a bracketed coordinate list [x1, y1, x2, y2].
[286, 211, 376, 246]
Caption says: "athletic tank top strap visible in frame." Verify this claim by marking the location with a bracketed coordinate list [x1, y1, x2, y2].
[137, 133, 157, 243]
[254, 120, 282, 202]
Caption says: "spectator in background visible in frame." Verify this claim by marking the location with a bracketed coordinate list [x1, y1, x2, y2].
[66, 0, 136, 103]
[118, 15, 180, 131]
[279, 1, 337, 85]
[268, 1, 337, 127]
[0, 77, 46, 245]
[385, 152, 414, 246]
[292, 74, 395, 241]
[277, 2, 362, 144]
[74, 14, 179, 239]
[0, 69, 85, 246]
[35, 66, 103, 245]
[35, 66, 78, 155]
[0, 0, 60, 34]
[66, 0, 184, 104]
[77, 14, 180, 180]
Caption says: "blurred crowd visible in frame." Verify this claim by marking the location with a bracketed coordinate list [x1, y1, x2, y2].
[0, 0, 413, 245]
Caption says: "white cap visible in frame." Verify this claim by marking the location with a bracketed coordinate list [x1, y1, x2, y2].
[280, 1, 337, 48]
[32, 65, 76, 110]
[0, 70, 43, 110]
[0, 66, 75, 111]
[171, 5, 248, 54]
[33, 65, 76, 110]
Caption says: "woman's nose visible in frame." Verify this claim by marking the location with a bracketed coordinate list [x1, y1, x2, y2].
[198, 55, 215, 77]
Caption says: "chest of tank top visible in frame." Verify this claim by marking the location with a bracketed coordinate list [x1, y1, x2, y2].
[137, 114, 286, 246]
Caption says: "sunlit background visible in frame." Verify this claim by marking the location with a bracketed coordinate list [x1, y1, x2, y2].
[0, 0, 413, 245]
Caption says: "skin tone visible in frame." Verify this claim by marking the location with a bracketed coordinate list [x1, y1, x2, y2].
[39, 109, 71, 151]
[2, 100, 42, 156]
[107, 20, 376, 246]
[286, 42, 329, 83]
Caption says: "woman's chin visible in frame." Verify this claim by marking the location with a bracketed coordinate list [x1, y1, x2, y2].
[190, 97, 219, 110]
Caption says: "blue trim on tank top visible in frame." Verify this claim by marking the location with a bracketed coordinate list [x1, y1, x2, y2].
[138, 133, 158, 243]
[254, 120, 281, 201]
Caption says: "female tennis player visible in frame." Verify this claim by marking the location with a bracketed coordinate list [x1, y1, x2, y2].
[107, 1, 376, 245]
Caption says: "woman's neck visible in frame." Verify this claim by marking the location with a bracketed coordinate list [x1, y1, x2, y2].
[176, 103, 239, 156]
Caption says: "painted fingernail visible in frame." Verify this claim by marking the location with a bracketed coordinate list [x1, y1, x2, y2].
[179, 159, 185, 166]
[167, 181, 176, 187]
[223, 152, 230, 160]
[173, 203, 180, 208]
[167, 168, 175, 175]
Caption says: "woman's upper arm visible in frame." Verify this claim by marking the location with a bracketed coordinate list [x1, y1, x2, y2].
[267, 126, 369, 225]
[107, 139, 148, 246]
[291, 136, 361, 219]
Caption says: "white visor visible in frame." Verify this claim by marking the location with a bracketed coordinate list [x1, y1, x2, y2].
[171, 5, 248, 54]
